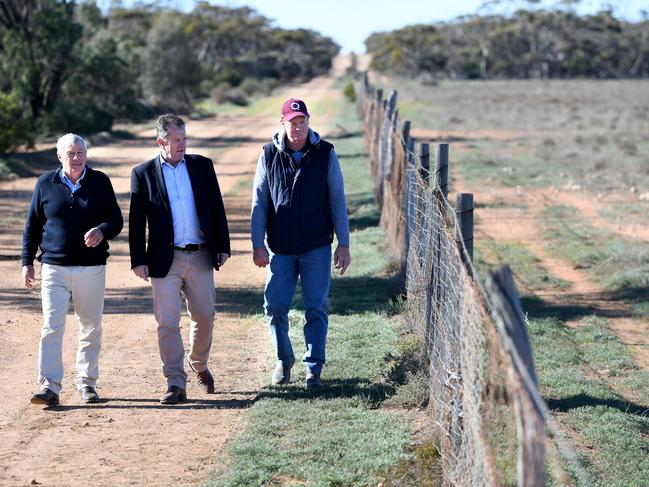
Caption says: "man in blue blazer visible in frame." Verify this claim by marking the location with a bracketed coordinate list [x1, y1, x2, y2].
[129, 114, 230, 404]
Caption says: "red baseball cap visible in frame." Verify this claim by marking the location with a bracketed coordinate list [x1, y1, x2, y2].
[281, 98, 310, 120]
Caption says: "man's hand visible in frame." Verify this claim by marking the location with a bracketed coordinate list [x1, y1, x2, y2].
[133, 265, 149, 281]
[334, 245, 351, 275]
[84, 227, 104, 248]
[253, 247, 270, 267]
[22, 265, 35, 289]
[217, 253, 229, 267]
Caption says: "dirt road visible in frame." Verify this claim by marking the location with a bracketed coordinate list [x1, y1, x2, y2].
[0, 59, 347, 486]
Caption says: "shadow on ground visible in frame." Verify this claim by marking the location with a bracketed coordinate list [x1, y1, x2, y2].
[546, 393, 649, 417]
[258, 377, 395, 405]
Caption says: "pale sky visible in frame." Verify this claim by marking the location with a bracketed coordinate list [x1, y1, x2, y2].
[112, 0, 648, 53]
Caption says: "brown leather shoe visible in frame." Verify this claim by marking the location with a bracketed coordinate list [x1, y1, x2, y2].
[196, 369, 215, 394]
[160, 386, 187, 405]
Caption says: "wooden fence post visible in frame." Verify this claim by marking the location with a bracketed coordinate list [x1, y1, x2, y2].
[435, 143, 449, 199]
[419, 142, 430, 184]
[455, 193, 474, 273]
[404, 135, 416, 261]
[402, 120, 411, 147]
[387, 90, 398, 118]
[487, 267, 546, 487]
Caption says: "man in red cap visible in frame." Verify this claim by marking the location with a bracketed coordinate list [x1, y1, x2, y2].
[251, 98, 351, 392]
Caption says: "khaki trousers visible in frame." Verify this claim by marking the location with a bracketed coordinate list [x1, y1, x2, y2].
[39, 264, 106, 394]
[150, 248, 215, 388]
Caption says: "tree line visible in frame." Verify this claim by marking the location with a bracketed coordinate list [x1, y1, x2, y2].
[0, 0, 339, 153]
[366, 9, 649, 81]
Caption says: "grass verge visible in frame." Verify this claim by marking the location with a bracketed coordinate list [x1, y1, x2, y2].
[530, 316, 649, 486]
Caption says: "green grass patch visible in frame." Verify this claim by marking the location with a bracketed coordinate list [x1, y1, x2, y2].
[381, 333, 430, 409]
[528, 316, 649, 485]
[212, 398, 410, 486]
[540, 205, 649, 295]
[572, 317, 638, 373]
[561, 407, 649, 487]
[474, 240, 569, 292]
[455, 143, 568, 188]
[632, 301, 649, 319]
[598, 201, 649, 226]
[382, 442, 443, 486]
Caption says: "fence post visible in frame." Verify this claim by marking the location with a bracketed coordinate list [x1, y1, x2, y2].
[402, 120, 411, 147]
[419, 142, 430, 184]
[435, 143, 449, 199]
[387, 90, 398, 118]
[455, 193, 474, 274]
[487, 266, 546, 487]
[404, 135, 415, 263]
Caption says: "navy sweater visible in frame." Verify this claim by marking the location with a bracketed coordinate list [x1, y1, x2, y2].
[21, 166, 123, 267]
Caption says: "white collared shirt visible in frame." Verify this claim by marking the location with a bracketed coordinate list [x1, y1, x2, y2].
[160, 156, 205, 246]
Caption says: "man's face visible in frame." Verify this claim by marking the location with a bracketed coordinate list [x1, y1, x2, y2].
[58, 142, 87, 181]
[282, 116, 309, 147]
[158, 125, 186, 163]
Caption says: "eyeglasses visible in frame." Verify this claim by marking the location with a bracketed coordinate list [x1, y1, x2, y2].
[64, 151, 86, 158]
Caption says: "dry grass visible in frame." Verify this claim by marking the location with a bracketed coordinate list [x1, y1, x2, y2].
[372, 77, 649, 192]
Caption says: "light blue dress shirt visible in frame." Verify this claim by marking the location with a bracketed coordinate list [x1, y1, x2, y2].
[60, 166, 86, 193]
[160, 156, 205, 246]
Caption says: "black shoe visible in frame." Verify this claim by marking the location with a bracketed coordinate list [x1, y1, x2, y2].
[271, 359, 295, 385]
[160, 386, 187, 405]
[79, 386, 100, 404]
[195, 369, 215, 394]
[31, 388, 59, 406]
[305, 370, 324, 392]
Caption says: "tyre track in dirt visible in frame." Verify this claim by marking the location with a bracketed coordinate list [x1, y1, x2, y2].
[454, 179, 649, 371]
[0, 58, 348, 487]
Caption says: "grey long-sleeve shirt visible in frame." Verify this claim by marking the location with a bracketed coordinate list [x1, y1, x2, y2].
[250, 128, 350, 251]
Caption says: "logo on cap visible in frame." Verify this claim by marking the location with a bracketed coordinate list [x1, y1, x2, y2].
[281, 98, 310, 120]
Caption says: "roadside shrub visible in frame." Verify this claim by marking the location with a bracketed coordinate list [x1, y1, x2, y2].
[225, 88, 248, 106]
[260, 78, 279, 95]
[239, 77, 263, 97]
[343, 82, 356, 102]
[211, 83, 249, 106]
[0, 92, 33, 153]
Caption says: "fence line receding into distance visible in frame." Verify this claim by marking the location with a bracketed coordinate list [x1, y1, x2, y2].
[356, 73, 549, 487]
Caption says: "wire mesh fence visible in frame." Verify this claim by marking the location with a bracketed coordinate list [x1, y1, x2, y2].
[357, 73, 548, 487]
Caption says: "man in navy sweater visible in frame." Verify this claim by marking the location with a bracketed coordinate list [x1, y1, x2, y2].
[22, 133, 123, 406]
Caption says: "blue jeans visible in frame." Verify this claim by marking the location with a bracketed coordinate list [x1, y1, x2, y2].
[264, 244, 331, 375]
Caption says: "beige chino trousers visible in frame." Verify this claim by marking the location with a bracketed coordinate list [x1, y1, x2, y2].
[150, 248, 215, 388]
[39, 263, 106, 394]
